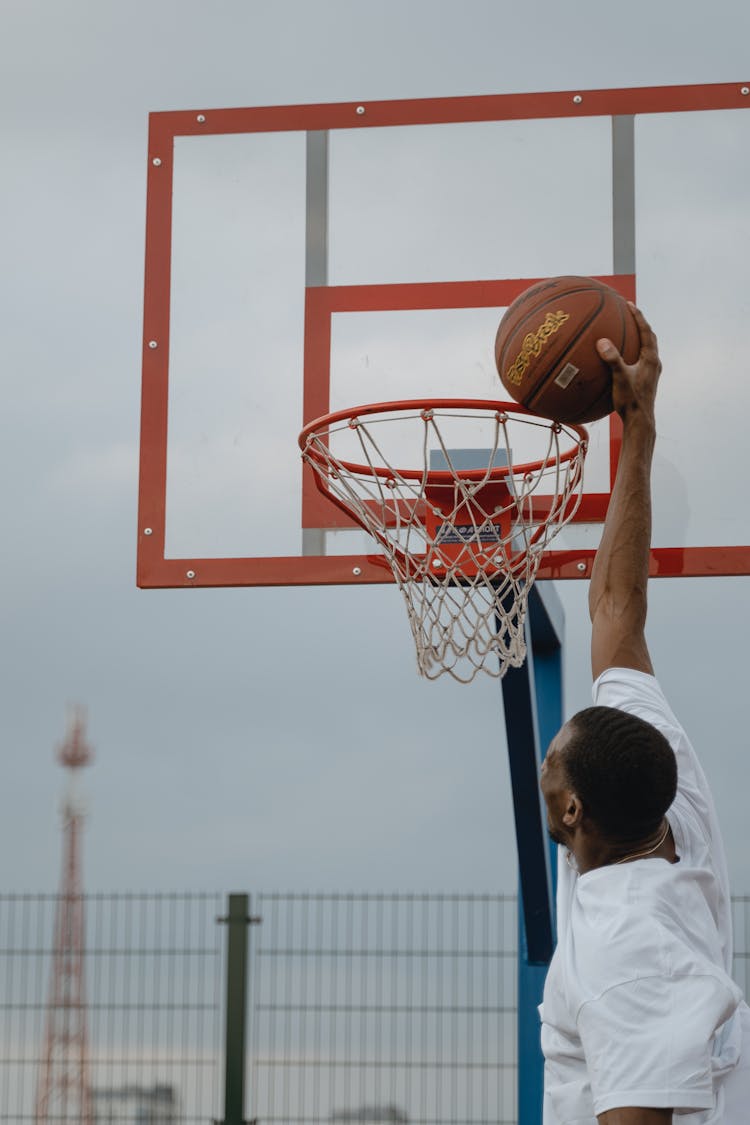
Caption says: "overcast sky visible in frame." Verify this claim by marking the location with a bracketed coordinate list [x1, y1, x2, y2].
[2, 0, 749, 900]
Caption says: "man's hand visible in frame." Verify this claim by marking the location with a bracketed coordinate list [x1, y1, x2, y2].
[597, 303, 662, 424]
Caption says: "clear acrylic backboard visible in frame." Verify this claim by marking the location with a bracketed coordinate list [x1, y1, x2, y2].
[138, 82, 750, 588]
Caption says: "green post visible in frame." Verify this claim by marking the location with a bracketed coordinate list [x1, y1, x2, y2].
[220, 893, 260, 1125]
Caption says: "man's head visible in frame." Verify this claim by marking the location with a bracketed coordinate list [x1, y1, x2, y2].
[540, 706, 677, 849]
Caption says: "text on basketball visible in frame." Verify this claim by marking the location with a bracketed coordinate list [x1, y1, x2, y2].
[505, 310, 570, 386]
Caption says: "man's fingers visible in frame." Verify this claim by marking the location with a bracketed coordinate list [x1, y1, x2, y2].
[599, 303, 660, 375]
[628, 301, 659, 360]
[596, 337, 624, 368]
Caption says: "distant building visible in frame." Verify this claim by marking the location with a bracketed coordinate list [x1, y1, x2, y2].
[330, 1106, 408, 1124]
[91, 1083, 179, 1123]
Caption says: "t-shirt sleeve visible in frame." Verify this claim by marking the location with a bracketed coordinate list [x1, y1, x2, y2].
[592, 667, 716, 847]
[590, 668, 734, 971]
[577, 972, 739, 1115]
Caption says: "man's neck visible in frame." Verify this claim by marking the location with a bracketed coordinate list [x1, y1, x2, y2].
[571, 820, 675, 875]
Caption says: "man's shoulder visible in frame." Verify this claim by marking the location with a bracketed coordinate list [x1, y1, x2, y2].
[571, 862, 730, 996]
[592, 667, 686, 745]
[593, 666, 670, 712]
[591, 668, 719, 843]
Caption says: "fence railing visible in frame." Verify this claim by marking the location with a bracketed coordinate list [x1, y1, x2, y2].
[0, 893, 224, 1124]
[1, 892, 748, 1125]
[250, 893, 518, 1125]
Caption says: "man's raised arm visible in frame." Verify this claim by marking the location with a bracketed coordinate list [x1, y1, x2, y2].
[589, 304, 662, 681]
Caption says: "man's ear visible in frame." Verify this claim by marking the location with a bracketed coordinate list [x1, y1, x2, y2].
[562, 793, 584, 830]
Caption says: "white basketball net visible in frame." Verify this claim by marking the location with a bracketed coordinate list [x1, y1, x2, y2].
[301, 402, 588, 683]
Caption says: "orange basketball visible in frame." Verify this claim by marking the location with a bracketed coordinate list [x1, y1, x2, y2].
[494, 276, 640, 424]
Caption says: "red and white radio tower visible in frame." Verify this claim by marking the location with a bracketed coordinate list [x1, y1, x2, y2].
[35, 707, 94, 1125]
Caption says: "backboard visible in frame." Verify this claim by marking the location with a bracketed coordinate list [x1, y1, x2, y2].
[138, 81, 750, 588]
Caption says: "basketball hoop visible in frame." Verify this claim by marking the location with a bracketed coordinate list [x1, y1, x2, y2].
[299, 399, 588, 682]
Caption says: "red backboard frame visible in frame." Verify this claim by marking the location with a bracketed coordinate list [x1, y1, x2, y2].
[138, 81, 750, 588]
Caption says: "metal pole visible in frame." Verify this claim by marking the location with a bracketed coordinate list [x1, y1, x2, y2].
[501, 583, 564, 1125]
[612, 115, 636, 276]
[302, 129, 329, 559]
[501, 587, 560, 964]
[219, 893, 260, 1125]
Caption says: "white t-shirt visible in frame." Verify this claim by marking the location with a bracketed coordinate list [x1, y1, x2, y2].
[540, 667, 750, 1124]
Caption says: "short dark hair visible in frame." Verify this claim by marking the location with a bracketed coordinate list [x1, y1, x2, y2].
[561, 706, 678, 842]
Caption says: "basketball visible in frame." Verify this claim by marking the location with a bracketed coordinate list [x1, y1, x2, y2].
[494, 276, 640, 424]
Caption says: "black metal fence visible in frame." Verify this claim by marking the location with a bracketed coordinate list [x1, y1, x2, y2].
[0, 893, 224, 1124]
[1, 892, 749, 1124]
[250, 894, 517, 1125]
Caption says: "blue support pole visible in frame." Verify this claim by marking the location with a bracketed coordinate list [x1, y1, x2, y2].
[500, 582, 564, 1125]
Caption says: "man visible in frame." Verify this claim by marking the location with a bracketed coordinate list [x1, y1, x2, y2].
[538, 305, 750, 1124]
